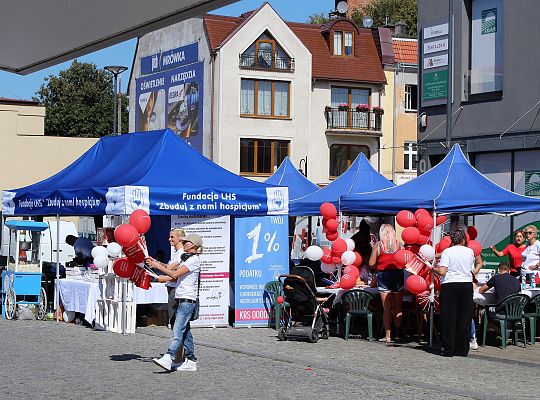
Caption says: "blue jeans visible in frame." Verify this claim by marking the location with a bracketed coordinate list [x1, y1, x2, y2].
[167, 301, 196, 361]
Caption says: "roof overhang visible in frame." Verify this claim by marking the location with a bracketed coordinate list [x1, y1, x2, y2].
[0, 0, 237, 75]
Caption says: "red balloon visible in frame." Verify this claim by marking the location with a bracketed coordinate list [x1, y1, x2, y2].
[465, 232, 470, 244]
[332, 256, 342, 264]
[123, 244, 145, 264]
[402, 227, 420, 244]
[321, 247, 333, 264]
[394, 249, 414, 267]
[352, 251, 363, 267]
[438, 236, 451, 252]
[129, 209, 151, 234]
[426, 273, 442, 291]
[340, 273, 356, 290]
[414, 208, 430, 221]
[396, 210, 416, 228]
[417, 234, 430, 245]
[320, 202, 337, 219]
[468, 239, 483, 257]
[416, 214, 434, 232]
[406, 275, 429, 295]
[436, 215, 447, 226]
[344, 265, 360, 279]
[326, 232, 339, 241]
[276, 295, 284, 304]
[325, 218, 339, 231]
[114, 224, 139, 247]
[113, 257, 136, 278]
[467, 226, 478, 241]
[331, 238, 347, 256]
[407, 244, 421, 254]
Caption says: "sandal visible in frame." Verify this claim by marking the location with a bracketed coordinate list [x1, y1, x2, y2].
[378, 337, 392, 343]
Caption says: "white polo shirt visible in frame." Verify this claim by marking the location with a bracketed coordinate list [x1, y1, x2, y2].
[522, 241, 540, 275]
[439, 245, 474, 284]
[174, 254, 201, 301]
[165, 248, 184, 288]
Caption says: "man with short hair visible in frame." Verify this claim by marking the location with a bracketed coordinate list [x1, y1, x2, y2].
[479, 262, 520, 310]
[65, 235, 94, 268]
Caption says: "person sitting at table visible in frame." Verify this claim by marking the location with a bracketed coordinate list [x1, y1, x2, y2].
[369, 224, 404, 343]
[478, 262, 520, 313]
[490, 230, 526, 278]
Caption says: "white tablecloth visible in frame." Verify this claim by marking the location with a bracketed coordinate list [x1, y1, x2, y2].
[473, 287, 540, 306]
[56, 279, 101, 324]
[133, 283, 168, 304]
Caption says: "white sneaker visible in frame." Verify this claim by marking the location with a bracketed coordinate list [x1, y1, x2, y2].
[175, 359, 197, 371]
[152, 354, 173, 371]
[470, 338, 479, 350]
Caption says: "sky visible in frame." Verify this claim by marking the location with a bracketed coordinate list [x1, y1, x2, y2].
[0, 0, 332, 101]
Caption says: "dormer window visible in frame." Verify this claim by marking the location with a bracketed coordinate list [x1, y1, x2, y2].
[240, 31, 294, 71]
[333, 31, 353, 56]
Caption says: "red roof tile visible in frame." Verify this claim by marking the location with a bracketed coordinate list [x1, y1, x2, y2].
[204, 14, 386, 84]
[392, 39, 418, 64]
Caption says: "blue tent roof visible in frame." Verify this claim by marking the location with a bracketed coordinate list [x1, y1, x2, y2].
[341, 144, 540, 215]
[264, 157, 319, 201]
[289, 152, 394, 216]
[2, 129, 288, 216]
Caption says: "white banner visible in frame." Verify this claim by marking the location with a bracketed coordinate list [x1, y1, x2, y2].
[424, 54, 449, 70]
[423, 38, 448, 55]
[171, 215, 230, 326]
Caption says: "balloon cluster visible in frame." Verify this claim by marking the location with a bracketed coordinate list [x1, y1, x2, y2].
[435, 225, 482, 258]
[110, 209, 153, 289]
[303, 203, 363, 290]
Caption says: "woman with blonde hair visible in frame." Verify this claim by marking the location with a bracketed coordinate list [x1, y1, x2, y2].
[369, 224, 404, 343]
[521, 225, 540, 279]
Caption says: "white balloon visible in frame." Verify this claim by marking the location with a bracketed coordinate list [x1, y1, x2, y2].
[106, 242, 122, 258]
[93, 255, 109, 269]
[345, 238, 355, 251]
[63, 311, 76, 323]
[419, 244, 435, 261]
[91, 246, 108, 259]
[321, 263, 337, 274]
[305, 245, 324, 261]
[341, 250, 356, 266]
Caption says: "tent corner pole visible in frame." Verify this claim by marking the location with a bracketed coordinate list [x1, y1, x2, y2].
[56, 214, 60, 322]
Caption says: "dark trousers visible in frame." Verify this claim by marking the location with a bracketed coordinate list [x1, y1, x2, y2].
[167, 286, 177, 328]
[440, 282, 473, 356]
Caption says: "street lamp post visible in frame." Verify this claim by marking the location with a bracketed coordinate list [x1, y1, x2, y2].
[104, 65, 128, 135]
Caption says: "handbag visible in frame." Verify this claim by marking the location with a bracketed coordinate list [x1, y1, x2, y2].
[190, 269, 201, 321]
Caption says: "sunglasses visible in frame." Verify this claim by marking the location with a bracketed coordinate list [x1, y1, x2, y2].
[524, 231, 534, 235]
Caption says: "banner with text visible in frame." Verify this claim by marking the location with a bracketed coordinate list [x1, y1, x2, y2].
[171, 215, 230, 327]
[234, 216, 289, 327]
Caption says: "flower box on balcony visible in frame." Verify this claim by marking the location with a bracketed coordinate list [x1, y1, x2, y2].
[337, 103, 349, 111]
[372, 106, 384, 115]
[355, 104, 369, 112]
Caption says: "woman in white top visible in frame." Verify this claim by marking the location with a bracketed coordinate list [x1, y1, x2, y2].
[432, 229, 474, 357]
[521, 225, 540, 279]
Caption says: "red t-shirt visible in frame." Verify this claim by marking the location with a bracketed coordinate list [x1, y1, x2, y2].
[502, 244, 525, 273]
[376, 242, 401, 271]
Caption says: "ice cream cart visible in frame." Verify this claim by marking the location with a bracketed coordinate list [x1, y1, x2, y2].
[1, 220, 49, 320]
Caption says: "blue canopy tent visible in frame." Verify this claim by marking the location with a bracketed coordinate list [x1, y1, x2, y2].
[340, 144, 540, 215]
[1, 129, 288, 216]
[264, 157, 319, 201]
[289, 152, 394, 216]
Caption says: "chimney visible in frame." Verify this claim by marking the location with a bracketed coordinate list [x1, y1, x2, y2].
[394, 20, 408, 38]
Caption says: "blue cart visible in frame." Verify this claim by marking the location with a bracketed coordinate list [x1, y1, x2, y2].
[1, 220, 49, 320]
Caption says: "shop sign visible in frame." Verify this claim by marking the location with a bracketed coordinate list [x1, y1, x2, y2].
[481, 8, 497, 35]
[423, 22, 448, 40]
[140, 42, 198, 75]
[424, 54, 448, 70]
[525, 171, 540, 196]
[422, 70, 448, 101]
[423, 38, 448, 55]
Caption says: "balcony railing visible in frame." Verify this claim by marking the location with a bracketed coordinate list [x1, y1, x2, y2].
[325, 107, 382, 132]
[239, 51, 295, 72]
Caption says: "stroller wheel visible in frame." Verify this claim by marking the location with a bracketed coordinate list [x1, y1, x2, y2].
[308, 329, 319, 343]
[277, 327, 287, 341]
[321, 325, 329, 340]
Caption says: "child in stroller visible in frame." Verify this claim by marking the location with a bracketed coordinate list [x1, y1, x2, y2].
[278, 265, 330, 343]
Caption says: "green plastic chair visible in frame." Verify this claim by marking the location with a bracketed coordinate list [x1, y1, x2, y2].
[482, 293, 529, 348]
[263, 281, 288, 330]
[524, 295, 540, 345]
[342, 289, 376, 341]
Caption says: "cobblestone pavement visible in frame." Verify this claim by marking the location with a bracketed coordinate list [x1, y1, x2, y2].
[0, 319, 538, 400]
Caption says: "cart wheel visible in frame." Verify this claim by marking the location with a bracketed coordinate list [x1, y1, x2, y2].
[308, 329, 319, 343]
[277, 327, 287, 341]
[5, 287, 16, 320]
[321, 325, 329, 340]
[37, 287, 47, 321]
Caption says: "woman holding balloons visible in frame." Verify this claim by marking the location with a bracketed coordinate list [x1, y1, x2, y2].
[369, 224, 404, 343]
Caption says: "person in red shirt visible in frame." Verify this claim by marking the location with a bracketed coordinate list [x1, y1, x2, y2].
[490, 230, 526, 277]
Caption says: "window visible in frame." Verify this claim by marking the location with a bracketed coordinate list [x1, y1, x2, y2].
[241, 79, 290, 118]
[240, 139, 290, 175]
[404, 142, 418, 172]
[240, 31, 292, 70]
[331, 87, 369, 108]
[329, 144, 370, 178]
[405, 84, 418, 111]
[333, 31, 354, 56]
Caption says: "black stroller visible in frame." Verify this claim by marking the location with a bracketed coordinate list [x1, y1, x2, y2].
[278, 266, 330, 343]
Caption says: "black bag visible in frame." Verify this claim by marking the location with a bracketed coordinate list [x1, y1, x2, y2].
[190, 298, 200, 321]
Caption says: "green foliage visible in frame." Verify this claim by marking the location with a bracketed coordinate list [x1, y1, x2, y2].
[33, 60, 129, 137]
[307, 12, 330, 24]
[351, 0, 417, 37]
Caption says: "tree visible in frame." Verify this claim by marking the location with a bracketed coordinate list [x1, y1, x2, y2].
[351, 0, 417, 37]
[34, 60, 128, 137]
[307, 12, 329, 24]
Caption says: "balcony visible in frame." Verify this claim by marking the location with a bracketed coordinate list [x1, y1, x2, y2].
[325, 107, 382, 135]
[239, 52, 295, 72]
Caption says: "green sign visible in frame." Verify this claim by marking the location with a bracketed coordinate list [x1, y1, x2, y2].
[481, 8, 497, 35]
[422, 70, 448, 101]
[525, 170, 540, 196]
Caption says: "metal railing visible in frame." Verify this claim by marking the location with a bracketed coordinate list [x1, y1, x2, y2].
[325, 108, 382, 131]
[239, 51, 294, 72]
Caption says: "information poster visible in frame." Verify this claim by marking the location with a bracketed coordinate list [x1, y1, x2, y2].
[234, 216, 288, 327]
[171, 215, 229, 327]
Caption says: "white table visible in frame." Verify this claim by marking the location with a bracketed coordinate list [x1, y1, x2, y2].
[56, 279, 102, 324]
[473, 287, 540, 306]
